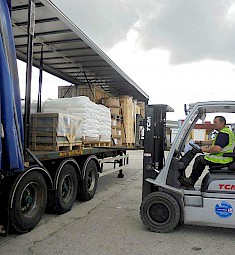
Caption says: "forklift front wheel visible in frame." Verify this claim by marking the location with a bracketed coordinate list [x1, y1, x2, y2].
[140, 191, 180, 233]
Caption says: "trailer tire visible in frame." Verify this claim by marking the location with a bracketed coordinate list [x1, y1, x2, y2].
[10, 171, 47, 233]
[52, 163, 78, 214]
[79, 159, 98, 201]
[140, 191, 180, 233]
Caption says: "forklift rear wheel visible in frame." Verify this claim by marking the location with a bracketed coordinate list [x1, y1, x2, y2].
[10, 171, 47, 233]
[140, 191, 180, 233]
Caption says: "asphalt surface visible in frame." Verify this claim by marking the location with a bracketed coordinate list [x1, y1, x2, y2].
[1, 150, 235, 255]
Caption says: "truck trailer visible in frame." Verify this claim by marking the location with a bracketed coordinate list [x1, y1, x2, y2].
[0, 0, 149, 235]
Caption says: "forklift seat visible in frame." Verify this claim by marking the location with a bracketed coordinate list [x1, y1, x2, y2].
[209, 149, 235, 174]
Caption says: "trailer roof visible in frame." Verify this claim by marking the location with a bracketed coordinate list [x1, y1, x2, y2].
[11, 0, 149, 102]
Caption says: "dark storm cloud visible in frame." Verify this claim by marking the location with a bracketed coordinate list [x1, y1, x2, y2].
[54, 0, 235, 64]
[136, 0, 235, 64]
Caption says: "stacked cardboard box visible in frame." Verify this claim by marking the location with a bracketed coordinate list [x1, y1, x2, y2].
[119, 95, 135, 145]
[103, 97, 122, 146]
[133, 101, 141, 141]
[58, 85, 109, 104]
[137, 101, 145, 118]
[104, 96, 145, 146]
[110, 118, 122, 146]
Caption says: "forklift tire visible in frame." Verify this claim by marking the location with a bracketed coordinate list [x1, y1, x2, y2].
[10, 171, 47, 233]
[78, 159, 98, 201]
[50, 163, 78, 214]
[140, 191, 180, 233]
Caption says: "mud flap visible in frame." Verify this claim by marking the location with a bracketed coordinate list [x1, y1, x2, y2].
[0, 174, 18, 236]
[0, 187, 10, 236]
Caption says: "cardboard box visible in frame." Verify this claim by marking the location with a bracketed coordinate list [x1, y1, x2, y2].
[110, 107, 120, 115]
[104, 97, 120, 108]
[58, 85, 109, 104]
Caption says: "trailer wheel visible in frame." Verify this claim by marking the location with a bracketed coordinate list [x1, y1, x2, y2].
[10, 171, 47, 233]
[140, 192, 180, 233]
[79, 159, 98, 201]
[52, 163, 78, 214]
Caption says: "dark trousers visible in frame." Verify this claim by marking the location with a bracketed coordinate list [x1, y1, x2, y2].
[190, 155, 225, 182]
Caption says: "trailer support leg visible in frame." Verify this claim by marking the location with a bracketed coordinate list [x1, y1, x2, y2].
[118, 151, 125, 178]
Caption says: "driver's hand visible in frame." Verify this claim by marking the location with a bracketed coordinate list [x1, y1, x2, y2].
[201, 146, 209, 152]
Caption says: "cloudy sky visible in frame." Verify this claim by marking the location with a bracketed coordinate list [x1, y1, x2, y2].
[19, 0, 235, 120]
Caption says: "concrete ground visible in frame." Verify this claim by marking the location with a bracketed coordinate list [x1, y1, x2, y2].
[1, 150, 235, 255]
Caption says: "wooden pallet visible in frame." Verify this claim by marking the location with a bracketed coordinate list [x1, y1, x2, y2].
[31, 141, 82, 152]
[122, 143, 135, 148]
[98, 142, 111, 147]
[111, 114, 123, 120]
[83, 143, 99, 147]
[82, 141, 112, 147]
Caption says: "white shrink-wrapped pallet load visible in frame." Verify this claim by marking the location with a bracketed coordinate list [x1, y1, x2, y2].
[98, 104, 111, 143]
[43, 96, 111, 144]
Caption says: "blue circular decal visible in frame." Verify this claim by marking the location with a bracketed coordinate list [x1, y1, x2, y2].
[215, 201, 233, 218]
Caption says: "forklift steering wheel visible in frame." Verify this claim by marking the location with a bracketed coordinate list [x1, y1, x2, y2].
[189, 143, 203, 153]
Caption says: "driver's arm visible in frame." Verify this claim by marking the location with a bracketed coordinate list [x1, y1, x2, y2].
[201, 133, 229, 154]
[201, 145, 222, 153]
[195, 140, 213, 146]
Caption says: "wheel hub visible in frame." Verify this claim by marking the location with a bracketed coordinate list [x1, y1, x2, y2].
[20, 184, 38, 216]
[61, 174, 73, 202]
[149, 202, 170, 224]
[87, 170, 95, 191]
[62, 179, 69, 196]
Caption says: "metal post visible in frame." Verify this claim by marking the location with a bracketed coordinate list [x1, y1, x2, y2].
[37, 44, 43, 113]
[83, 71, 95, 100]
[24, 0, 35, 152]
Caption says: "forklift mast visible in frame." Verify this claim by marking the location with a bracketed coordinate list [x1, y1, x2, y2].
[142, 104, 174, 199]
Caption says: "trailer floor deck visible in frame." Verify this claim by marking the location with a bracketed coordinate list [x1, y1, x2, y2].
[27, 146, 132, 162]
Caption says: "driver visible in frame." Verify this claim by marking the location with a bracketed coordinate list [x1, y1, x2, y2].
[179, 116, 235, 188]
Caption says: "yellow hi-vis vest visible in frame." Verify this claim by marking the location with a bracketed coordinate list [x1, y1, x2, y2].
[204, 126, 235, 164]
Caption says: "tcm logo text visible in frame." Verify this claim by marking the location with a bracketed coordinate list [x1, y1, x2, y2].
[219, 184, 235, 190]
[146, 117, 151, 131]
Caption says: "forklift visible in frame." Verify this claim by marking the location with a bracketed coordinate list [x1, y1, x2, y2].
[140, 101, 235, 232]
